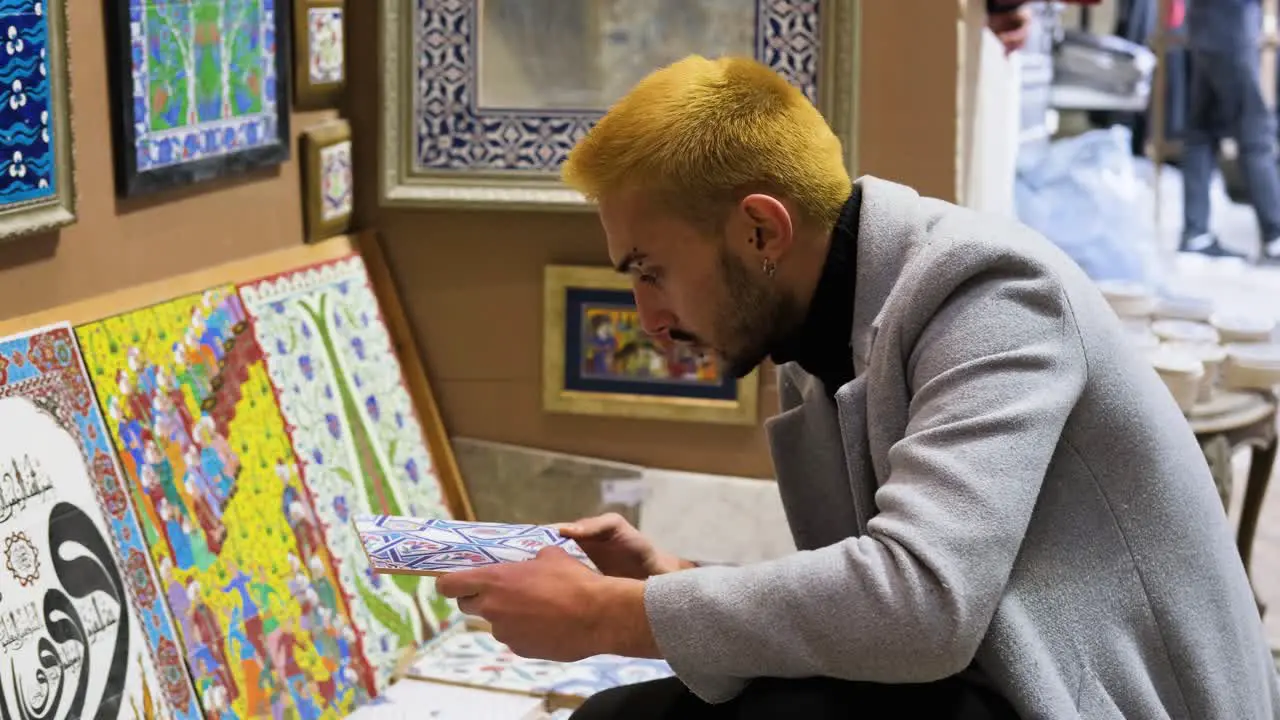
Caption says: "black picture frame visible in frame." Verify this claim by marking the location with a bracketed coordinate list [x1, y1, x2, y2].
[105, 0, 293, 198]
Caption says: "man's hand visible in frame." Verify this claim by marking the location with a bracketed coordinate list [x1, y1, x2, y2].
[434, 546, 659, 661]
[556, 513, 691, 580]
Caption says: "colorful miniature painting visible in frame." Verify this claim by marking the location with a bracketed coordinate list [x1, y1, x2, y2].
[0, 324, 202, 720]
[77, 288, 375, 719]
[567, 287, 736, 402]
[319, 140, 352, 221]
[355, 515, 596, 577]
[407, 626, 672, 701]
[111, 0, 288, 194]
[308, 6, 344, 85]
[0, 0, 57, 207]
[239, 255, 458, 689]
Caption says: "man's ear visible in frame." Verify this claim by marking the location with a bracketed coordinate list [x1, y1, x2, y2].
[740, 194, 795, 260]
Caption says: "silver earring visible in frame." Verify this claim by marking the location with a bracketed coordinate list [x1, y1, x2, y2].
[762, 258, 777, 278]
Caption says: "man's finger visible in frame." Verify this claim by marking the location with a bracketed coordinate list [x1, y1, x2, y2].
[535, 545, 570, 561]
[434, 568, 491, 598]
[555, 512, 625, 539]
[456, 595, 482, 617]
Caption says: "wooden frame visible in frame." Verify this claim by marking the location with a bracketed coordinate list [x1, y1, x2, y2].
[0, 0, 76, 241]
[293, 0, 346, 108]
[0, 232, 475, 522]
[105, 0, 293, 197]
[542, 265, 760, 426]
[380, 0, 862, 211]
[301, 118, 354, 242]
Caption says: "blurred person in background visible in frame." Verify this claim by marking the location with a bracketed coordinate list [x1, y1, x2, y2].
[1182, 0, 1280, 262]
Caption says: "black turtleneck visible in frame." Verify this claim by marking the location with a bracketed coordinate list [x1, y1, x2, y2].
[768, 190, 860, 396]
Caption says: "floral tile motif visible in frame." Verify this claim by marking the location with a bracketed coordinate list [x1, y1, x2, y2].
[309, 5, 345, 85]
[345, 677, 546, 719]
[355, 515, 596, 576]
[411, 0, 821, 174]
[239, 255, 461, 690]
[407, 626, 673, 702]
[319, 139, 353, 221]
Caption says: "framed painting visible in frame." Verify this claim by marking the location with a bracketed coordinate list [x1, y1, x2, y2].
[76, 287, 376, 717]
[238, 254, 471, 688]
[106, 0, 292, 197]
[379, 0, 862, 210]
[0, 0, 75, 241]
[293, 0, 345, 108]
[0, 324, 202, 720]
[301, 119, 353, 242]
[542, 266, 759, 425]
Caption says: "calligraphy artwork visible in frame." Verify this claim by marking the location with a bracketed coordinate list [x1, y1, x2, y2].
[354, 515, 595, 576]
[238, 256, 458, 688]
[0, 324, 201, 720]
[77, 288, 375, 718]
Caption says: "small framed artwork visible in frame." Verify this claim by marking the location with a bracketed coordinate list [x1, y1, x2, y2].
[105, 0, 293, 197]
[293, 0, 345, 108]
[542, 266, 759, 426]
[0, 0, 76, 241]
[380, 0, 861, 210]
[301, 118, 353, 242]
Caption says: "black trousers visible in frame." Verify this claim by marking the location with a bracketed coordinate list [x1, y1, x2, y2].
[570, 676, 1020, 720]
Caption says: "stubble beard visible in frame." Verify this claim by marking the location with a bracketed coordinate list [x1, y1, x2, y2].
[715, 248, 802, 380]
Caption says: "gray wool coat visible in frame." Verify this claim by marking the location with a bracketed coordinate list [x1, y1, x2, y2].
[643, 176, 1280, 718]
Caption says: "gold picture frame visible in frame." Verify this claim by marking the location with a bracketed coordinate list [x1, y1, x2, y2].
[543, 265, 759, 426]
[301, 118, 354, 243]
[380, 0, 861, 211]
[293, 0, 346, 108]
[0, 0, 76, 241]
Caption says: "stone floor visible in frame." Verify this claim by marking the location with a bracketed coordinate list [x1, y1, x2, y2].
[1140, 165, 1280, 648]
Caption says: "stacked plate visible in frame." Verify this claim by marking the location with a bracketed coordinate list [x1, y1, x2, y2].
[1221, 342, 1280, 391]
[1147, 346, 1206, 412]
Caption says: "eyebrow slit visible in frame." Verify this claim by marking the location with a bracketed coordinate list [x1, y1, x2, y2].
[615, 250, 645, 274]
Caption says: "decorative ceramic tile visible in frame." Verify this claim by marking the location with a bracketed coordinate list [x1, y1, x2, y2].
[239, 256, 460, 689]
[346, 678, 546, 719]
[407, 627, 673, 702]
[319, 139, 353, 221]
[545, 654, 674, 703]
[0, 324, 202, 720]
[110, 0, 289, 194]
[0, 0, 58, 207]
[408, 627, 565, 695]
[356, 515, 596, 576]
[308, 5, 345, 85]
[77, 288, 376, 717]
[410, 0, 820, 173]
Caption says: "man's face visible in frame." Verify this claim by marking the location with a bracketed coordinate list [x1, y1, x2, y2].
[598, 190, 793, 379]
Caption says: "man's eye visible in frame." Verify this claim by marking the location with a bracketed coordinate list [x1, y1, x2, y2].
[638, 273, 660, 286]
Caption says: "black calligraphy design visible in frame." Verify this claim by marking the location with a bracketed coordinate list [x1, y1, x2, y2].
[0, 502, 130, 720]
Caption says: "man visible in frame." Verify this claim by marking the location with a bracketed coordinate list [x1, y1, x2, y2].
[1182, 0, 1280, 262]
[435, 55, 1279, 718]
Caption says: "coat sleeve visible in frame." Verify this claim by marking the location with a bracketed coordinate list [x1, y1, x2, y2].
[642, 268, 1089, 703]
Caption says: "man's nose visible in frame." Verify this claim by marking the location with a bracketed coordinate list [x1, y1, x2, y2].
[632, 290, 675, 341]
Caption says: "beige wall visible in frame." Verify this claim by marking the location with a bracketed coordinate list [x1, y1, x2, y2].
[0, 1, 960, 480]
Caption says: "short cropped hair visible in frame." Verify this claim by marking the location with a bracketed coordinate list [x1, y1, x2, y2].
[562, 55, 852, 230]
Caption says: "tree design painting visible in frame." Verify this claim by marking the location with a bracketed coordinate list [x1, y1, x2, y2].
[239, 256, 459, 691]
[145, 0, 267, 133]
[113, 0, 287, 195]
